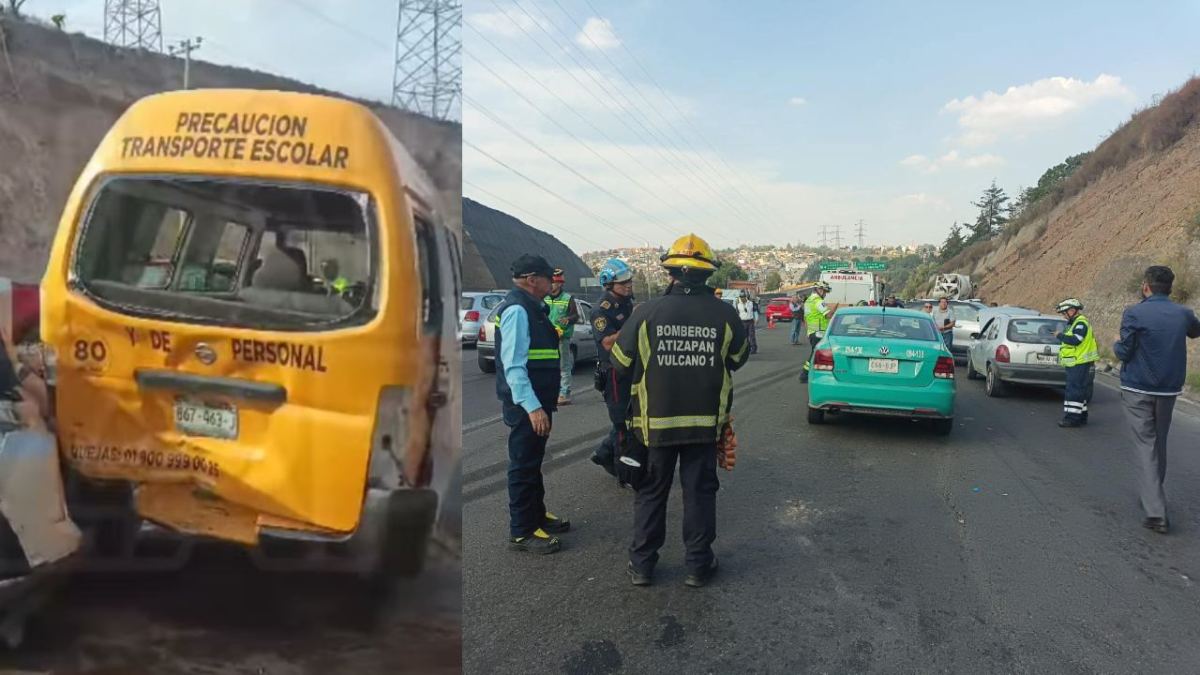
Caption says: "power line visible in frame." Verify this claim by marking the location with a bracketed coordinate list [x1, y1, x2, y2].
[543, 0, 782, 234]
[466, 139, 649, 245]
[464, 24, 712, 233]
[510, 0, 760, 231]
[579, 0, 791, 233]
[464, 179, 607, 250]
[464, 92, 679, 238]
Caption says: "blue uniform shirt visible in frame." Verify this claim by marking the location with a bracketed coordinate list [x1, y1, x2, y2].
[499, 304, 542, 413]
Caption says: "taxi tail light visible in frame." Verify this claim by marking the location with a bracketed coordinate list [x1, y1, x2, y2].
[995, 344, 1011, 364]
[464, 310, 480, 322]
[813, 348, 834, 371]
[934, 356, 955, 379]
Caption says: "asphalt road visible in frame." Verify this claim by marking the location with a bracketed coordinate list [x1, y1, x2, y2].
[463, 321, 1200, 674]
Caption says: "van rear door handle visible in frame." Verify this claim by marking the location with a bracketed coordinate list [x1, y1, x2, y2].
[135, 369, 287, 403]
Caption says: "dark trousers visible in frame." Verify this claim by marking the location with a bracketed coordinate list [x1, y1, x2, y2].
[744, 320, 758, 354]
[1122, 391, 1177, 519]
[504, 402, 551, 538]
[629, 442, 719, 575]
[1063, 363, 1095, 421]
[594, 366, 631, 476]
[790, 317, 804, 344]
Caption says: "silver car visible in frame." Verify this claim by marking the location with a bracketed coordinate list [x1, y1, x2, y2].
[477, 299, 598, 374]
[904, 299, 986, 361]
[460, 291, 505, 345]
[965, 308, 1068, 396]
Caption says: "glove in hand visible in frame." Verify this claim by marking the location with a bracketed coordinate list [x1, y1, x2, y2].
[717, 419, 738, 471]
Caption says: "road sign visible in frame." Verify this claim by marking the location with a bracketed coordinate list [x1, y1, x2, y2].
[856, 261, 888, 271]
[819, 261, 849, 271]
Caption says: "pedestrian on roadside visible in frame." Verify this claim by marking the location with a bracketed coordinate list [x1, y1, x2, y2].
[736, 291, 758, 354]
[610, 234, 749, 588]
[788, 293, 804, 345]
[545, 268, 580, 406]
[494, 255, 570, 554]
[799, 282, 835, 383]
[1113, 265, 1200, 534]
[921, 301, 933, 315]
[1054, 298, 1099, 428]
[590, 258, 636, 484]
[931, 297, 956, 351]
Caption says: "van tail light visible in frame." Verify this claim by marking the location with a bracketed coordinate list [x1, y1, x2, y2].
[813, 348, 834, 371]
[995, 345, 1010, 364]
[934, 356, 955, 379]
[464, 310, 480, 322]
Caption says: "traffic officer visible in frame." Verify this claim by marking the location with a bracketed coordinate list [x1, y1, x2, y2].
[494, 254, 571, 554]
[545, 268, 580, 406]
[798, 281, 835, 383]
[1055, 298, 1099, 428]
[590, 258, 636, 482]
[610, 234, 749, 588]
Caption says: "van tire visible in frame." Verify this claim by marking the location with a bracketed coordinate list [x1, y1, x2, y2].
[478, 355, 495, 374]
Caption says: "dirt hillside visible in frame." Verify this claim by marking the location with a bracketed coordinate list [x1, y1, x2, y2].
[959, 82, 1200, 374]
[0, 16, 461, 283]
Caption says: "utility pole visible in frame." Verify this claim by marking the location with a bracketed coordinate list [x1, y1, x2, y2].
[168, 37, 202, 89]
[855, 220, 866, 249]
[832, 225, 842, 250]
[818, 225, 828, 249]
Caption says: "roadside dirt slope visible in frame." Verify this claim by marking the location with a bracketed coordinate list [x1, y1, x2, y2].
[0, 16, 460, 283]
[967, 103, 1200, 370]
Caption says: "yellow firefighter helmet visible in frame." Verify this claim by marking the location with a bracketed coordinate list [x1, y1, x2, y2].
[660, 233, 720, 271]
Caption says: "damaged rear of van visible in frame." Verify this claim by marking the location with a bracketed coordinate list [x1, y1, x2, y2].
[40, 89, 460, 578]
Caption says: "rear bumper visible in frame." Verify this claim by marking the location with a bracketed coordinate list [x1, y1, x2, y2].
[477, 344, 495, 360]
[808, 375, 955, 418]
[995, 363, 1066, 386]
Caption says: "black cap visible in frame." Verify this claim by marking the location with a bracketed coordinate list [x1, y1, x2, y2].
[511, 254, 554, 279]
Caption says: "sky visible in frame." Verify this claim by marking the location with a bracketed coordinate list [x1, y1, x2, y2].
[462, 0, 1200, 253]
[26, 0, 418, 107]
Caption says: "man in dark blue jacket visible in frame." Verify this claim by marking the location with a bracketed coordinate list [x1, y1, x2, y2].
[1113, 265, 1200, 534]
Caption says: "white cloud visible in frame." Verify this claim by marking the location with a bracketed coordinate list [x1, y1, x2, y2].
[575, 17, 620, 50]
[467, 9, 546, 38]
[942, 74, 1133, 146]
[788, 96, 808, 107]
[899, 150, 1002, 173]
[897, 193, 950, 210]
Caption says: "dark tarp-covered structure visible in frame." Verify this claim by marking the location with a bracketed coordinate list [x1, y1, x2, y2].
[462, 198, 594, 296]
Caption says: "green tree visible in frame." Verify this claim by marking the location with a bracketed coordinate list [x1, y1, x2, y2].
[939, 222, 966, 261]
[763, 270, 783, 291]
[707, 259, 748, 288]
[967, 180, 1009, 244]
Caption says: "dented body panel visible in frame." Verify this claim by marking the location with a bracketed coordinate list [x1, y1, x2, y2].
[40, 90, 459, 555]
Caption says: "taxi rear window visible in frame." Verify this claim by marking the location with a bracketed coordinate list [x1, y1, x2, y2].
[830, 314, 938, 341]
[74, 176, 377, 331]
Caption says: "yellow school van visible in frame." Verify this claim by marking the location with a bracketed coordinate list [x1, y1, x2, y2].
[40, 89, 461, 578]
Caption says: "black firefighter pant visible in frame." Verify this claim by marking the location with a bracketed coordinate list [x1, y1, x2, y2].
[594, 366, 631, 476]
[1063, 363, 1095, 421]
[629, 441, 720, 576]
[504, 401, 551, 539]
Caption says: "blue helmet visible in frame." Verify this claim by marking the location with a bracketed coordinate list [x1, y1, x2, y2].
[598, 258, 633, 286]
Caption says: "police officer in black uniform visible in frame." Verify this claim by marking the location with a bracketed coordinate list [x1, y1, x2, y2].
[590, 258, 636, 481]
[494, 255, 571, 554]
[611, 234, 749, 588]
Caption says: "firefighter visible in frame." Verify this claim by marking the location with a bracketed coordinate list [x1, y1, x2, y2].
[590, 258, 636, 482]
[494, 255, 570, 554]
[798, 281, 835, 383]
[610, 234, 749, 588]
[1055, 298, 1099, 428]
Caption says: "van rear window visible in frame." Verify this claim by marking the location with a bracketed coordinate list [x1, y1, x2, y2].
[74, 177, 377, 331]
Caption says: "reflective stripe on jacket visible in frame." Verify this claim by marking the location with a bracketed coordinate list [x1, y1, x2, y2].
[545, 292, 575, 339]
[804, 293, 828, 335]
[494, 288, 561, 411]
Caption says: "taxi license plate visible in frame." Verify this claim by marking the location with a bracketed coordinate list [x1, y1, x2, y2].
[868, 358, 899, 374]
[1034, 353, 1058, 364]
[175, 400, 238, 439]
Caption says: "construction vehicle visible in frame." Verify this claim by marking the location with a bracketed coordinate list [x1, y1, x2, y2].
[926, 273, 974, 300]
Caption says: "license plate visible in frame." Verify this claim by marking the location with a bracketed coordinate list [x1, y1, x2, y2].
[175, 399, 238, 439]
[1034, 353, 1058, 364]
[868, 358, 899, 374]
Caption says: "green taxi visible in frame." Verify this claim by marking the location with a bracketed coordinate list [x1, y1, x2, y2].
[807, 307, 956, 434]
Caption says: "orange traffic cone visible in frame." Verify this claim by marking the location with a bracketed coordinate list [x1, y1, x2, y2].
[767, 315, 776, 329]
